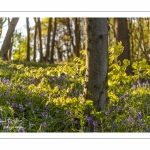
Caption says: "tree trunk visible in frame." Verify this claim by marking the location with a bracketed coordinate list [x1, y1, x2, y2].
[50, 18, 57, 64]
[114, 18, 132, 75]
[36, 18, 43, 62]
[0, 18, 19, 60]
[33, 18, 37, 62]
[67, 18, 76, 56]
[75, 18, 80, 57]
[46, 18, 52, 61]
[26, 18, 30, 61]
[84, 18, 108, 112]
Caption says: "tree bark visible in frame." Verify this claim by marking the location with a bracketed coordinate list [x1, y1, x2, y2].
[26, 18, 30, 61]
[50, 18, 57, 64]
[33, 18, 37, 62]
[0, 18, 19, 60]
[36, 18, 43, 62]
[75, 18, 80, 57]
[46, 18, 52, 61]
[114, 18, 132, 75]
[67, 18, 76, 56]
[84, 18, 108, 112]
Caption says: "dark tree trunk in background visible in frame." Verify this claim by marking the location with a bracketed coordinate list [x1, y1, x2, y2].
[75, 18, 80, 57]
[46, 18, 52, 61]
[33, 18, 37, 62]
[50, 18, 57, 64]
[26, 18, 30, 61]
[67, 18, 76, 56]
[84, 18, 108, 112]
[0, 18, 19, 60]
[114, 18, 132, 75]
[36, 18, 43, 62]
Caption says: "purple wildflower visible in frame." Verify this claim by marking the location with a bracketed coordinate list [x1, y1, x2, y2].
[42, 112, 47, 118]
[135, 110, 142, 119]
[3, 126, 8, 131]
[18, 126, 25, 132]
[127, 115, 133, 122]
[116, 106, 122, 112]
[0, 117, 2, 126]
[11, 96, 15, 99]
[7, 119, 11, 125]
[87, 117, 92, 123]
[93, 120, 98, 127]
[105, 108, 113, 115]
[19, 104, 24, 111]
[66, 110, 71, 115]
[75, 120, 79, 125]
[41, 122, 47, 128]
[12, 103, 18, 108]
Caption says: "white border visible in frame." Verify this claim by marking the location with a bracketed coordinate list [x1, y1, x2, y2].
[0, 0, 149, 12]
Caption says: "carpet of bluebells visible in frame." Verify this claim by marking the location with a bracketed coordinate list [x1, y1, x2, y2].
[1, 45, 150, 132]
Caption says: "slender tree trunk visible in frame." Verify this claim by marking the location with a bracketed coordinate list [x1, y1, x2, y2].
[33, 18, 37, 62]
[50, 18, 57, 64]
[148, 18, 150, 62]
[26, 18, 30, 61]
[67, 18, 76, 56]
[0, 18, 19, 60]
[75, 18, 80, 57]
[84, 18, 108, 112]
[114, 18, 132, 75]
[36, 18, 43, 62]
[46, 18, 52, 61]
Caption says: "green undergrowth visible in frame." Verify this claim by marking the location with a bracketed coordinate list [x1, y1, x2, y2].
[0, 46, 150, 132]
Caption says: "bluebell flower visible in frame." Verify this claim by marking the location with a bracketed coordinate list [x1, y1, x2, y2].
[19, 104, 24, 111]
[105, 108, 113, 115]
[12, 103, 18, 108]
[87, 117, 92, 123]
[11, 95, 15, 99]
[3, 126, 8, 131]
[0, 117, 3, 126]
[7, 119, 11, 125]
[93, 120, 98, 127]
[41, 122, 47, 128]
[75, 120, 79, 125]
[127, 115, 133, 122]
[146, 128, 150, 132]
[66, 110, 71, 115]
[135, 111, 142, 119]
[42, 112, 47, 118]
[116, 106, 122, 112]
[18, 126, 25, 132]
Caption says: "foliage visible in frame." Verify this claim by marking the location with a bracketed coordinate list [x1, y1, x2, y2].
[1, 45, 150, 132]
[12, 30, 33, 61]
